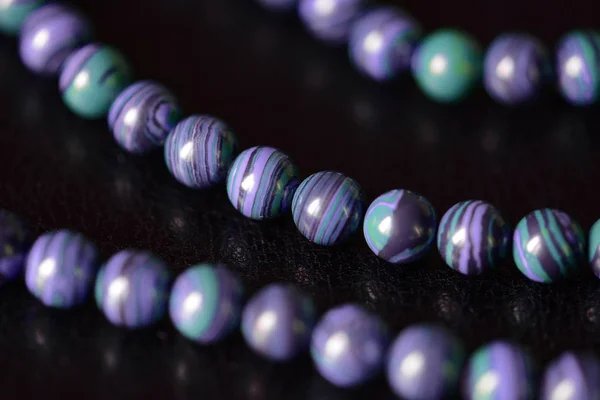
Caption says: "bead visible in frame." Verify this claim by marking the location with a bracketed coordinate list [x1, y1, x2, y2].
[556, 31, 600, 106]
[19, 4, 93, 75]
[540, 351, 600, 400]
[25, 230, 99, 308]
[484, 33, 551, 105]
[169, 264, 244, 344]
[386, 323, 466, 400]
[348, 7, 421, 82]
[411, 29, 482, 103]
[108, 81, 183, 154]
[588, 219, 600, 278]
[437, 200, 510, 275]
[59, 43, 132, 119]
[0, 210, 30, 286]
[463, 341, 535, 400]
[513, 209, 585, 283]
[363, 189, 436, 263]
[311, 304, 389, 388]
[95, 250, 171, 329]
[226, 146, 299, 220]
[165, 115, 239, 189]
[256, 0, 297, 12]
[0, 0, 43, 35]
[298, 0, 365, 45]
[241, 284, 316, 361]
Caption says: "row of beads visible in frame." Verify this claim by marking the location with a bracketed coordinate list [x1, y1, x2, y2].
[0, 209, 598, 399]
[253, 0, 600, 106]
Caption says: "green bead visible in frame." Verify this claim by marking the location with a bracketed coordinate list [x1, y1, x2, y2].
[412, 29, 482, 103]
[0, 0, 44, 35]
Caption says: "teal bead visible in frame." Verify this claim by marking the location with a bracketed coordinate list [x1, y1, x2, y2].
[411, 29, 482, 103]
[59, 43, 132, 119]
[0, 0, 44, 35]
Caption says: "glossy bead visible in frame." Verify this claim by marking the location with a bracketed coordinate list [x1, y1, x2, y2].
[165, 115, 239, 189]
[95, 250, 170, 329]
[437, 200, 510, 275]
[25, 230, 99, 308]
[226, 146, 299, 220]
[386, 324, 466, 400]
[169, 264, 244, 344]
[19, 4, 93, 75]
[588, 219, 600, 278]
[59, 43, 132, 119]
[108, 81, 183, 154]
[0, 0, 43, 35]
[311, 304, 389, 388]
[0, 210, 30, 285]
[348, 7, 421, 82]
[463, 341, 535, 400]
[298, 0, 365, 45]
[241, 284, 316, 361]
[513, 209, 585, 283]
[556, 31, 600, 106]
[412, 29, 482, 103]
[484, 33, 551, 105]
[256, 0, 297, 12]
[364, 189, 436, 264]
[540, 352, 600, 400]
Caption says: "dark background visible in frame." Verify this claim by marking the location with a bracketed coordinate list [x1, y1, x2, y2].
[1, 0, 600, 398]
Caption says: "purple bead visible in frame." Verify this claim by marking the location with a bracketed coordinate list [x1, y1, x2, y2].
[169, 264, 244, 344]
[241, 284, 316, 361]
[541, 352, 600, 400]
[484, 33, 551, 105]
[311, 304, 389, 388]
[348, 7, 421, 82]
[386, 324, 466, 400]
[95, 250, 171, 329]
[556, 31, 600, 106]
[256, 0, 297, 12]
[298, 0, 365, 45]
[19, 4, 93, 75]
[25, 230, 100, 308]
[108, 81, 183, 154]
[0, 210, 30, 286]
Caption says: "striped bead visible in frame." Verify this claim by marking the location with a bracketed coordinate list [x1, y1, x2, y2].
[588, 218, 600, 278]
[363, 189, 436, 264]
[108, 81, 183, 154]
[0, 0, 44, 35]
[513, 209, 585, 283]
[298, 0, 365, 45]
[437, 200, 510, 275]
[165, 115, 239, 189]
[25, 230, 100, 308]
[95, 250, 171, 329]
[0, 210, 30, 286]
[226, 146, 299, 220]
[541, 352, 600, 400]
[556, 31, 600, 106]
[292, 171, 364, 246]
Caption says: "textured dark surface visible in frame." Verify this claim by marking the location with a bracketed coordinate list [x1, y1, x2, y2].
[1, 0, 600, 399]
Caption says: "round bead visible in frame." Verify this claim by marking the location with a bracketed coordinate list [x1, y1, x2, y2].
[298, 0, 365, 45]
[348, 7, 421, 82]
[484, 33, 551, 105]
[25, 230, 99, 308]
[463, 341, 535, 400]
[386, 323, 466, 400]
[311, 304, 389, 388]
[363, 189, 436, 264]
[437, 200, 510, 275]
[19, 4, 93, 75]
[411, 29, 482, 103]
[95, 250, 171, 329]
[226, 146, 299, 220]
[169, 264, 244, 344]
[256, 0, 297, 12]
[165, 115, 239, 189]
[59, 43, 132, 119]
[108, 81, 183, 154]
[0, 0, 43, 35]
[540, 352, 600, 400]
[0, 210, 30, 286]
[241, 284, 316, 361]
[556, 31, 600, 106]
[588, 218, 600, 278]
[513, 209, 585, 283]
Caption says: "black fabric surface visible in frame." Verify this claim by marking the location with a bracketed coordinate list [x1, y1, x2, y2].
[1, 0, 600, 398]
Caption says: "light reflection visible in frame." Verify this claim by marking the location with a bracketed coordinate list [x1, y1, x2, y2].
[107, 276, 129, 304]
[452, 228, 466, 246]
[124, 108, 139, 127]
[399, 350, 425, 379]
[183, 292, 203, 316]
[179, 141, 194, 161]
[254, 310, 277, 340]
[495, 56, 514, 80]
[363, 31, 383, 53]
[565, 56, 583, 78]
[314, 0, 335, 16]
[551, 379, 575, 400]
[241, 173, 255, 192]
[74, 71, 89, 90]
[526, 236, 541, 254]
[475, 371, 500, 396]
[324, 331, 349, 359]
[0, 0, 15, 9]
[307, 199, 321, 216]
[378, 216, 392, 235]
[429, 54, 447, 75]
[32, 29, 49, 50]
[38, 258, 56, 279]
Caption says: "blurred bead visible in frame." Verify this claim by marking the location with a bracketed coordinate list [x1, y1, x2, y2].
[540, 351, 600, 400]
[0, 210, 30, 285]
[0, 0, 43, 35]
[293, 171, 364, 246]
[589, 218, 600, 278]
[556, 31, 600, 106]
[298, 0, 365, 45]
[363, 189, 436, 264]
[256, 0, 297, 12]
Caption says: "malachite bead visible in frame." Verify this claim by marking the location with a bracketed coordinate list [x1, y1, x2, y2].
[556, 31, 600, 106]
[59, 43, 132, 119]
[588, 218, 600, 278]
[513, 209, 585, 283]
[411, 29, 482, 103]
[0, 0, 44, 35]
